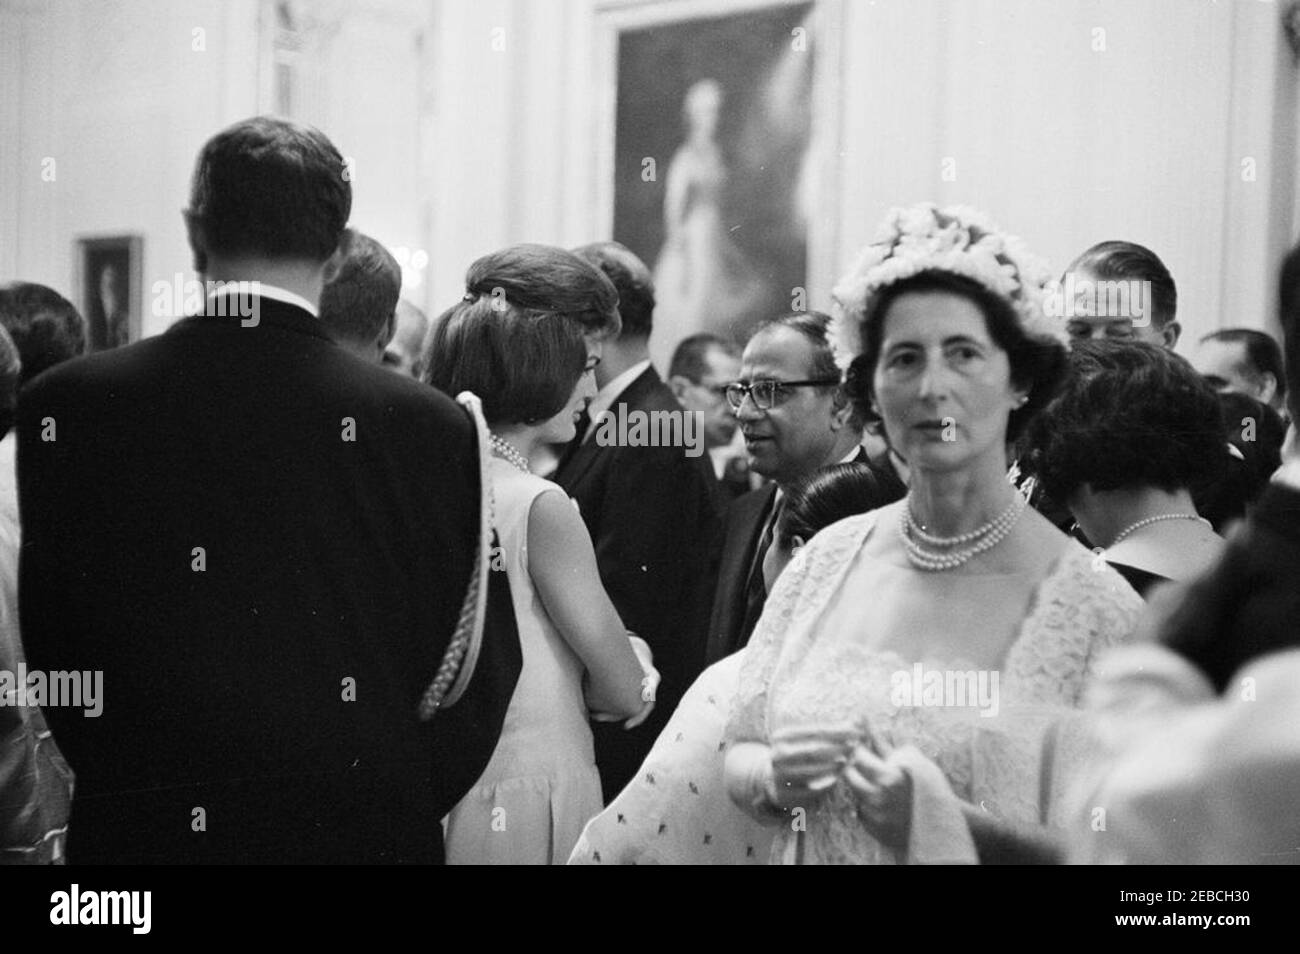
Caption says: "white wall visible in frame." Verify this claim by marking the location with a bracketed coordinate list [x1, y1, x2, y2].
[2, 0, 1297, 350]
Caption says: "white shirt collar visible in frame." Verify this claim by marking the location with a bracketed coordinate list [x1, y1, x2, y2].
[584, 359, 652, 443]
[206, 282, 318, 319]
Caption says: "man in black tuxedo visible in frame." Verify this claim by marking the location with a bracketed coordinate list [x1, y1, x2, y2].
[706, 312, 884, 666]
[17, 117, 517, 864]
[554, 242, 721, 800]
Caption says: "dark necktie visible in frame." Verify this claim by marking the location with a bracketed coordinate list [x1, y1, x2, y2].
[738, 493, 783, 649]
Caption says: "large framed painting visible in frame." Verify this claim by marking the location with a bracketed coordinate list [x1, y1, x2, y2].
[76, 234, 143, 351]
[595, 0, 842, 371]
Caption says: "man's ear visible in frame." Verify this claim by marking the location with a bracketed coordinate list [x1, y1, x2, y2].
[829, 386, 854, 431]
[667, 374, 690, 400]
[320, 229, 354, 287]
[378, 309, 397, 352]
[183, 209, 207, 275]
[1161, 320, 1182, 350]
[1259, 371, 1278, 406]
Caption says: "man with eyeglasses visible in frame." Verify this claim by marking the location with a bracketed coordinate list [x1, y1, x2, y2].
[705, 311, 869, 665]
[667, 333, 750, 499]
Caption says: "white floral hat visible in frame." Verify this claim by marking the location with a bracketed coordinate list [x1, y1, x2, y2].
[829, 203, 1068, 370]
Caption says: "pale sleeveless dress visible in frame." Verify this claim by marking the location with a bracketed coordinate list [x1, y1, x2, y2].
[444, 459, 603, 864]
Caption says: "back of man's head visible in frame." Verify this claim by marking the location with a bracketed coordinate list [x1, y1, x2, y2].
[319, 230, 401, 361]
[571, 241, 655, 341]
[187, 116, 351, 266]
[0, 281, 88, 386]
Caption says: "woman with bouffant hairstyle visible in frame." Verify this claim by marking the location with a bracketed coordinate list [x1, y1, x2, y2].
[424, 290, 656, 865]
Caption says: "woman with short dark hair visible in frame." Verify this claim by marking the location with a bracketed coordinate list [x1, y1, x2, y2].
[1023, 340, 1226, 596]
[424, 290, 655, 865]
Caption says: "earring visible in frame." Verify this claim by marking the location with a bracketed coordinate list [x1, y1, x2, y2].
[1015, 394, 1029, 408]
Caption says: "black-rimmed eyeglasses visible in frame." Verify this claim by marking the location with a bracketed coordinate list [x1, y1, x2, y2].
[724, 378, 841, 411]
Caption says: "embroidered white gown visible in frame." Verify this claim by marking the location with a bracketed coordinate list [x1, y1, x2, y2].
[572, 506, 1142, 865]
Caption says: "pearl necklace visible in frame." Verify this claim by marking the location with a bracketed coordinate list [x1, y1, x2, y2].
[899, 492, 1027, 571]
[1108, 513, 1210, 548]
[489, 434, 530, 473]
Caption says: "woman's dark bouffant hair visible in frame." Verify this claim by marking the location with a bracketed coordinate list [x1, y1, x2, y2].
[464, 243, 621, 341]
[776, 463, 900, 548]
[1022, 340, 1228, 504]
[843, 270, 1067, 444]
[421, 296, 587, 427]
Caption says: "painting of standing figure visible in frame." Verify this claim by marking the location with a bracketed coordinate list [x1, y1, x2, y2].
[612, 2, 815, 371]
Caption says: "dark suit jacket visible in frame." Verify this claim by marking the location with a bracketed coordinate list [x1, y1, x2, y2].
[1152, 481, 1300, 692]
[705, 483, 778, 666]
[17, 298, 519, 864]
[706, 446, 888, 665]
[553, 365, 721, 798]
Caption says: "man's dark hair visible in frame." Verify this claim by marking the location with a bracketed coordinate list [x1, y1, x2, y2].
[572, 241, 654, 340]
[754, 310, 861, 428]
[319, 230, 401, 348]
[465, 244, 620, 341]
[0, 281, 88, 385]
[847, 272, 1066, 443]
[0, 323, 20, 439]
[188, 116, 351, 262]
[1023, 340, 1226, 503]
[1200, 327, 1287, 405]
[1065, 240, 1177, 329]
[669, 332, 738, 383]
[422, 296, 587, 427]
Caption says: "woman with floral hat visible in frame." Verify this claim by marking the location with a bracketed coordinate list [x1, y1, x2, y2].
[721, 204, 1144, 864]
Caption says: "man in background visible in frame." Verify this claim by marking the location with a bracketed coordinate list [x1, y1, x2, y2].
[1061, 240, 1180, 349]
[384, 299, 431, 377]
[706, 312, 873, 666]
[555, 241, 721, 800]
[318, 229, 401, 364]
[668, 333, 750, 499]
[1193, 327, 1288, 419]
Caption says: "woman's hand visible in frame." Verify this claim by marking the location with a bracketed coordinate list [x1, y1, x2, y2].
[766, 725, 855, 811]
[843, 743, 913, 851]
[590, 636, 660, 728]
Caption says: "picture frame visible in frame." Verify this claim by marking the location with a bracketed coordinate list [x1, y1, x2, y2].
[76, 234, 143, 351]
[593, 0, 843, 369]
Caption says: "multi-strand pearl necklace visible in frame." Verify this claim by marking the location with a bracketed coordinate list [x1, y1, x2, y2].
[1108, 513, 1210, 548]
[489, 434, 530, 474]
[899, 492, 1027, 571]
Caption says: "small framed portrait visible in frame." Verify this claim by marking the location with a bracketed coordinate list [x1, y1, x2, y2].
[76, 235, 143, 351]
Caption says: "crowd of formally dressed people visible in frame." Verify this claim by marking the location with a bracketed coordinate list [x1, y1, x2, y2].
[3, 115, 1297, 866]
